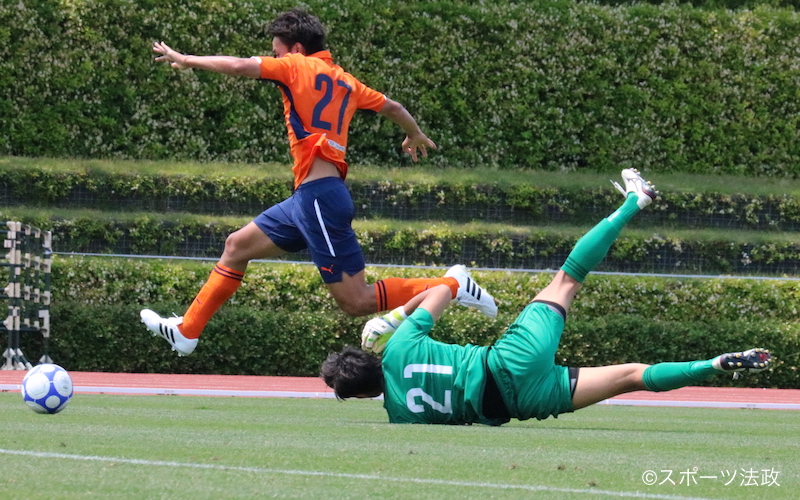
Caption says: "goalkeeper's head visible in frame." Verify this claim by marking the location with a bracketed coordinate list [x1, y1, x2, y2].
[321, 346, 384, 399]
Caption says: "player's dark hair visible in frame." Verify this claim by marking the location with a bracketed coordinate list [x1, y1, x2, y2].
[320, 346, 383, 400]
[269, 8, 326, 54]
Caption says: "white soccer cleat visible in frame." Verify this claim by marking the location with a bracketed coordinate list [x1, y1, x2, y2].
[610, 168, 657, 209]
[140, 309, 197, 356]
[444, 265, 497, 318]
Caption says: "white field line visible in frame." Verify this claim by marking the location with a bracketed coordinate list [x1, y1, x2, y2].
[597, 399, 800, 410]
[0, 384, 337, 398]
[0, 448, 718, 500]
[3, 384, 798, 409]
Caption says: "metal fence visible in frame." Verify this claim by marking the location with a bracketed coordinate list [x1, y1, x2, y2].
[1, 222, 52, 370]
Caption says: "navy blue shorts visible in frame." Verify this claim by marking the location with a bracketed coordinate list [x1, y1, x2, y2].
[253, 177, 365, 284]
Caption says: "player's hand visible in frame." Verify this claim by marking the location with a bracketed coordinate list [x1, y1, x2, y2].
[402, 134, 437, 162]
[153, 41, 189, 70]
[361, 317, 396, 353]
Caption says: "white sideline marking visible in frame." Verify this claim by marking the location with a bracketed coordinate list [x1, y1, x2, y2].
[2, 384, 798, 409]
[0, 384, 335, 398]
[76, 386, 338, 398]
[599, 399, 800, 411]
[0, 448, 717, 500]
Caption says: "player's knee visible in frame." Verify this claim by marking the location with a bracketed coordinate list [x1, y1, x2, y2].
[337, 299, 371, 317]
[222, 232, 237, 252]
[222, 232, 247, 260]
[327, 275, 374, 317]
[332, 293, 373, 317]
[622, 363, 649, 392]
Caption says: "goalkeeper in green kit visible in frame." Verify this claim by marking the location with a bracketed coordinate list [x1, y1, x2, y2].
[321, 169, 773, 425]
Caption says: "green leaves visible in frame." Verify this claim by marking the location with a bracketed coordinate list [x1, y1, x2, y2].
[6, 161, 800, 273]
[4, 1, 800, 173]
[27, 257, 797, 387]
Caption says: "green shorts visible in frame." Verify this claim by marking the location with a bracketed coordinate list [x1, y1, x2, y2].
[487, 302, 574, 421]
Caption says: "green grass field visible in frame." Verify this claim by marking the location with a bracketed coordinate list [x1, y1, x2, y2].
[0, 393, 796, 499]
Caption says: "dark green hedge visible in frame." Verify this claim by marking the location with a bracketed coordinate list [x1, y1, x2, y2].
[3, 1, 800, 175]
[6, 213, 800, 275]
[596, 0, 799, 8]
[0, 165, 292, 214]
[48, 258, 800, 323]
[17, 257, 798, 387]
[5, 164, 800, 229]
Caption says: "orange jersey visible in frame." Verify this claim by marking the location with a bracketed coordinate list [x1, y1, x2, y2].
[256, 51, 386, 188]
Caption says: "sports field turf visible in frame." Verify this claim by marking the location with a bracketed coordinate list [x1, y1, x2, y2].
[0, 393, 796, 499]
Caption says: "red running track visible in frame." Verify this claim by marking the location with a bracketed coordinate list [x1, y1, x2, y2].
[2, 371, 799, 409]
[0, 371, 336, 398]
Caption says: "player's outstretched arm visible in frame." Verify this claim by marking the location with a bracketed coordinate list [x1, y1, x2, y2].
[378, 98, 437, 162]
[406, 284, 452, 321]
[153, 41, 261, 78]
[361, 284, 452, 351]
[372, 283, 451, 324]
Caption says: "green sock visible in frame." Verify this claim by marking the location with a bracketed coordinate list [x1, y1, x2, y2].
[642, 360, 718, 392]
[561, 195, 641, 283]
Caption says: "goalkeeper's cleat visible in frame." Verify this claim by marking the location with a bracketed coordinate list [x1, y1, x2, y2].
[361, 316, 396, 353]
[611, 168, 658, 209]
[140, 309, 197, 356]
[444, 265, 497, 318]
[713, 348, 772, 380]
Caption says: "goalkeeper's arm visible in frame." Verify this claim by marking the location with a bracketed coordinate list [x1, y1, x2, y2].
[361, 285, 453, 352]
[361, 306, 407, 352]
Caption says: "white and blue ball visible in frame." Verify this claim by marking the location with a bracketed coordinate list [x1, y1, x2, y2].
[21, 363, 74, 414]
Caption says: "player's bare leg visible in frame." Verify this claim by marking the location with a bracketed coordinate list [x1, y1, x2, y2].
[572, 364, 649, 409]
[140, 223, 286, 355]
[572, 349, 772, 410]
[331, 266, 496, 318]
[531, 270, 582, 315]
[326, 271, 379, 317]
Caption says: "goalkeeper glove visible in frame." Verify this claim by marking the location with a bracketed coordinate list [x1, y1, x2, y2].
[361, 306, 407, 353]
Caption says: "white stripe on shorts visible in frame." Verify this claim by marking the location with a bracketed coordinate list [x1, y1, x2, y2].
[313, 199, 336, 257]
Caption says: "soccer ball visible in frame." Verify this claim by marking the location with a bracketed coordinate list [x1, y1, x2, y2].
[21, 363, 74, 414]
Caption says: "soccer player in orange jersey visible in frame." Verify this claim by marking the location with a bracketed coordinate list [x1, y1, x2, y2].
[141, 9, 497, 356]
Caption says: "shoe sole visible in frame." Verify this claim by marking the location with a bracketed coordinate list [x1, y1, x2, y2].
[720, 348, 772, 372]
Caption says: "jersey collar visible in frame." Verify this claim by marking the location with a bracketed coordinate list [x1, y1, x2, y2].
[307, 50, 334, 65]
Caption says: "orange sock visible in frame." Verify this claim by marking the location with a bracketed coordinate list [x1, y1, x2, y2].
[179, 263, 244, 339]
[374, 277, 458, 311]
